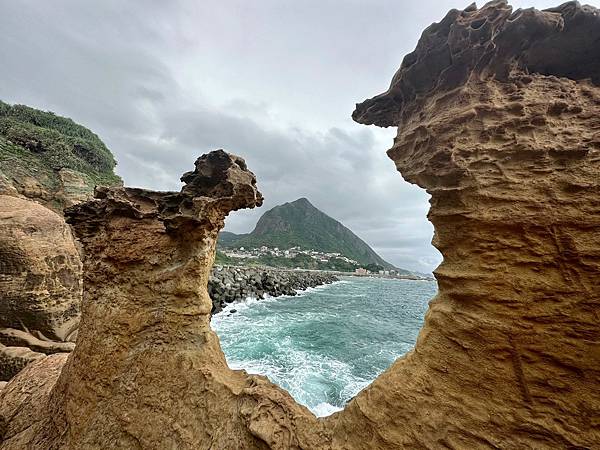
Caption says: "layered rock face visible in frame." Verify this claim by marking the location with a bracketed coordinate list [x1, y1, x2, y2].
[0, 166, 96, 214]
[332, 1, 600, 448]
[0, 196, 80, 380]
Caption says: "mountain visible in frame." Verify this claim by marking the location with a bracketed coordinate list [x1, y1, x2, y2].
[219, 198, 407, 272]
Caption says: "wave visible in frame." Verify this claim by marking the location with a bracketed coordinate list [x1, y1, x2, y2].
[212, 279, 346, 321]
[212, 277, 437, 418]
[313, 402, 343, 417]
[223, 337, 369, 417]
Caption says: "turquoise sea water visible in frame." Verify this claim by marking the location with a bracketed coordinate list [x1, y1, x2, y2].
[211, 277, 437, 417]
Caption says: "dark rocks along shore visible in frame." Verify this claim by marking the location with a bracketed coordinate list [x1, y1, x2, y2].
[209, 266, 339, 313]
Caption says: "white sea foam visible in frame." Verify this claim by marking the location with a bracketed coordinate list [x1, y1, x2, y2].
[212, 277, 438, 418]
[313, 402, 343, 417]
[212, 279, 344, 321]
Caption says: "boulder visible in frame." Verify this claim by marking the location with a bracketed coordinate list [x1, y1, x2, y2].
[0, 343, 45, 381]
[0, 196, 81, 342]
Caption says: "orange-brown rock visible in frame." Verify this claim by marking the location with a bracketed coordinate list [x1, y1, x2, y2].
[0, 150, 332, 449]
[0, 195, 80, 380]
[0, 196, 81, 342]
[338, 1, 600, 448]
[1, 1, 599, 449]
[0, 344, 45, 381]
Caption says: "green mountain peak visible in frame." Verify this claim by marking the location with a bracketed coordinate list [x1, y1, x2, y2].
[219, 198, 409, 273]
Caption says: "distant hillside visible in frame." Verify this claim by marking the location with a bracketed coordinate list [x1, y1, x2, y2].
[0, 100, 122, 212]
[218, 231, 242, 247]
[219, 198, 408, 273]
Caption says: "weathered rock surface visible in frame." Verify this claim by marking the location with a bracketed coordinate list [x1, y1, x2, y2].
[0, 328, 75, 355]
[0, 150, 331, 449]
[0, 167, 94, 214]
[1, 2, 599, 448]
[0, 195, 81, 341]
[209, 266, 338, 312]
[0, 344, 45, 382]
[337, 1, 600, 448]
[0, 195, 80, 380]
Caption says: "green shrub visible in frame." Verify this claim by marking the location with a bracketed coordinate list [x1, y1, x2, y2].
[0, 100, 120, 185]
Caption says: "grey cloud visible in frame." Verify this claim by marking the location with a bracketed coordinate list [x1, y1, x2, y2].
[2, 0, 591, 272]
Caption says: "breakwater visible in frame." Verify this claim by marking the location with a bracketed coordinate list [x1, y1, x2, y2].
[209, 266, 339, 312]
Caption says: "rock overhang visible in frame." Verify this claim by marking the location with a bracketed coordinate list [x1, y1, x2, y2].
[353, 0, 600, 128]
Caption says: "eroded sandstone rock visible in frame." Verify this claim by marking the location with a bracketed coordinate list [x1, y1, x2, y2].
[0, 196, 81, 342]
[0, 196, 80, 380]
[333, 1, 600, 448]
[1, 2, 599, 449]
[0, 344, 45, 382]
[0, 150, 332, 449]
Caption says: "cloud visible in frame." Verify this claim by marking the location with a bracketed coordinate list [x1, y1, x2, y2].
[2, 0, 592, 272]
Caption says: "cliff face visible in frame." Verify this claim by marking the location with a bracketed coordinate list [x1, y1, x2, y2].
[1, 2, 599, 449]
[335, 1, 600, 448]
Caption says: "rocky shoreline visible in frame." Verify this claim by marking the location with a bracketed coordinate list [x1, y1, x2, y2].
[209, 266, 339, 313]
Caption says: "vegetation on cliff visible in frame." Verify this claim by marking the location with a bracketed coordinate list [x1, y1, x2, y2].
[0, 100, 121, 211]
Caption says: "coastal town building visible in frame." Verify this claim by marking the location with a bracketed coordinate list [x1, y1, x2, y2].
[223, 246, 359, 265]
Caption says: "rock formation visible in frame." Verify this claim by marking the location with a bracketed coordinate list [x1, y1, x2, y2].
[0, 196, 81, 340]
[1, 1, 599, 449]
[0, 150, 331, 449]
[0, 166, 95, 214]
[0, 196, 80, 381]
[209, 266, 338, 313]
[336, 1, 600, 448]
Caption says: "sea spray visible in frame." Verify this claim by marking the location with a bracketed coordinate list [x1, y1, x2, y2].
[212, 277, 437, 417]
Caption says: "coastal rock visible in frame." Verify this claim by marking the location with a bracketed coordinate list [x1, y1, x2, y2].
[0, 328, 75, 355]
[208, 266, 338, 312]
[336, 1, 600, 448]
[0, 150, 330, 449]
[0, 150, 101, 214]
[0, 195, 81, 342]
[0, 196, 80, 381]
[1, 2, 599, 448]
[0, 344, 45, 381]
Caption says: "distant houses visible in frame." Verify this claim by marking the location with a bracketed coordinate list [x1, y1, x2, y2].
[355, 267, 396, 276]
[223, 246, 359, 265]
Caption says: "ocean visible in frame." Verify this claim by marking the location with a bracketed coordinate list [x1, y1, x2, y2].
[211, 276, 437, 417]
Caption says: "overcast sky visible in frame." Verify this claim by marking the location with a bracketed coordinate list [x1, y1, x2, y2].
[1, 0, 594, 273]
